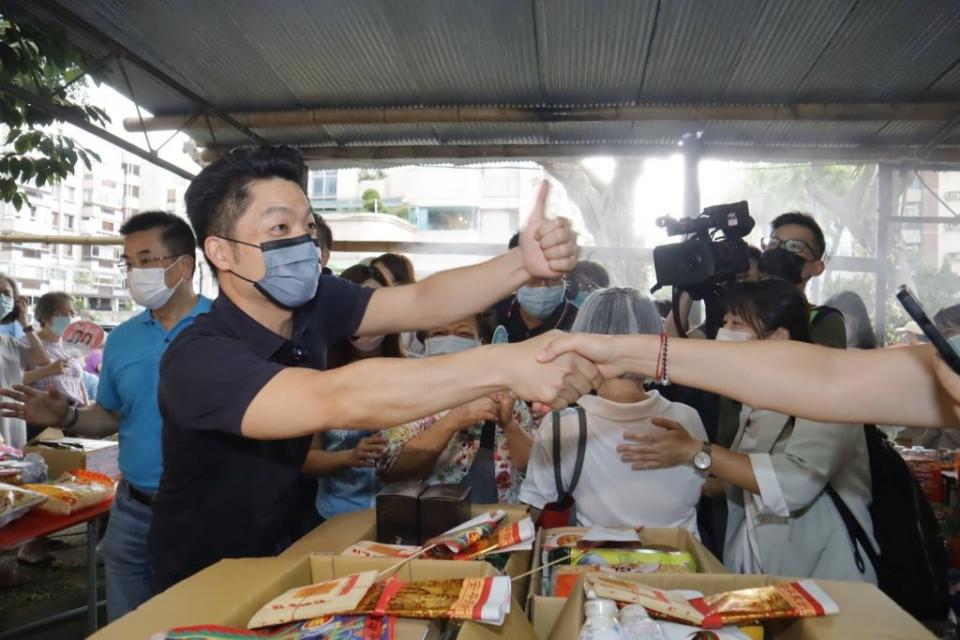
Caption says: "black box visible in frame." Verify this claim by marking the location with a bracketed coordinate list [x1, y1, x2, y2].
[418, 484, 471, 544]
[376, 481, 426, 545]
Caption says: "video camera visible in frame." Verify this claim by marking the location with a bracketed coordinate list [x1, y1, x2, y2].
[651, 201, 755, 300]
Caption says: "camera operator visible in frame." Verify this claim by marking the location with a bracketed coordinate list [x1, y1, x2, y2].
[759, 212, 846, 349]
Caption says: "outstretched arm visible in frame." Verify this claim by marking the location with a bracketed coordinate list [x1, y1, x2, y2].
[540, 334, 960, 428]
[357, 182, 578, 335]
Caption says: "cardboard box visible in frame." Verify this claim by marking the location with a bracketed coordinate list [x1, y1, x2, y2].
[24, 434, 119, 480]
[281, 504, 534, 602]
[548, 573, 935, 640]
[528, 527, 727, 640]
[90, 554, 537, 640]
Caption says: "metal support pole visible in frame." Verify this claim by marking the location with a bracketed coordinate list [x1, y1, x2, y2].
[681, 132, 702, 218]
[876, 164, 894, 345]
[86, 518, 99, 634]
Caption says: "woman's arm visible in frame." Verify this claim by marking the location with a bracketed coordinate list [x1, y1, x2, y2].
[381, 399, 497, 482]
[497, 396, 533, 472]
[23, 361, 60, 385]
[618, 417, 760, 494]
[302, 434, 387, 476]
[541, 335, 960, 428]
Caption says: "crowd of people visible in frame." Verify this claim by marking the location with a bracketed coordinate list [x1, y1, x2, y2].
[2, 144, 960, 623]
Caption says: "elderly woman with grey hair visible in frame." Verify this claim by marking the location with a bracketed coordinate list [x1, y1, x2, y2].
[519, 287, 707, 534]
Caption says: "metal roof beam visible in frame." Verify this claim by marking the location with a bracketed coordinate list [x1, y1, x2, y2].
[28, 0, 267, 146]
[280, 143, 960, 167]
[0, 78, 196, 180]
[124, 102, 960, 132]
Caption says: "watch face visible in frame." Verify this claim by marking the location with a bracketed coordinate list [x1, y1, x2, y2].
[694, 450, 712, 470]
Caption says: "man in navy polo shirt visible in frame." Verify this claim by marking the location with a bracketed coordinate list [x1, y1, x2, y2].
[0, 211, 212, 620]
[147, 146, 599, 590]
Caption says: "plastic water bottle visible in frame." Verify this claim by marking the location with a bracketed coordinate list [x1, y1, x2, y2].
[579, 615, 623, 640]
[619, 604, 667, 640]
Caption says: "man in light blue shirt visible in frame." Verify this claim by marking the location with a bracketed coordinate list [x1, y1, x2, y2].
[0, 211, 211, 621]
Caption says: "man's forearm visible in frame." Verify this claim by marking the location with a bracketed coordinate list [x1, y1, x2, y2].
[71, 404, 121, 438]
[243, 345, 511, 439]
[360, 250, 528, 334]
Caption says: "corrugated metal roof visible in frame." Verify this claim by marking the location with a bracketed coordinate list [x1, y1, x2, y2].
[11, 0, 960, 160]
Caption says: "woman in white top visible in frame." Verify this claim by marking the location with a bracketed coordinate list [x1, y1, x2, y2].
[617, 279, 878, 583]
[0, 277, 51, 448]
[24, 292, 88, 406]
[520, 288, 706, 535]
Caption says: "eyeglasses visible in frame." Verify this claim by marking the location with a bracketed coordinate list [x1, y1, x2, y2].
[761, 236, 818, 258]
[116, 255, 182, 273]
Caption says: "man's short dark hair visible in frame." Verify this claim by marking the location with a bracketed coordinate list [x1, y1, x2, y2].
[120, 210, 198, 276]
[508, 232, 520, 250]
[770, 212, 826, 259]
[935, 303, 960, 333]
[184, 146, 308, 272]
[314, 213, 333, 251]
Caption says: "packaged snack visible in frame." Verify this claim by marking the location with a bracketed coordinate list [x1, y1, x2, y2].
[156, 615, 405, 639]
[355, 575, 512, 625]
[424, 510, 505, 555]
[571, 548, 697, 573]
[694, 580, 839, 627]
[0, 482, 47, 528]
[342, 541, 421, 559]
[22, 470, 114, 515]
[248, 571, 378, 629]
[453, 517, 535, 560]
[585, 574, 706, 626]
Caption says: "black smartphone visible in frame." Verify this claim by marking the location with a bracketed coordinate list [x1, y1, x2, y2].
[896, 285, 960, 375]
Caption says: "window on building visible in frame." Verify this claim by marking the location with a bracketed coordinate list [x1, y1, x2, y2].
[103, 221, 115, 232]
[125, 185, 140, 198]
[83, 189, 94, 203]
[310, 171, 338, 199]
[414, 207, 479, 231]
[102, 179, 117, 189]
[52, 212, 61, 227]
[64, 214, 75, 229]
[946, 191, 960, 201]
[64, 186, 76, 201]
[88, 297, 112, 311]
[22, 248, 41, 259]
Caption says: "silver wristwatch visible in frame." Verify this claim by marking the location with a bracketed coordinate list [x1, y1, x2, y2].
[693, 442, 713, 471]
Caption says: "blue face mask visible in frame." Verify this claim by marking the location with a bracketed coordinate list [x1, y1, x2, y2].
[50, 315, 71, 337]
[0, 294, 13, 319]
[572, 290, 591, 308]
[516, 285, 565, 319]
[220, 234, 320, 309]
[949, 335, 960, 357]
[424, 335, 481, 357]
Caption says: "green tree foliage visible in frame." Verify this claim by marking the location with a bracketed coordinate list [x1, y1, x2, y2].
[0, 16, 108, 210]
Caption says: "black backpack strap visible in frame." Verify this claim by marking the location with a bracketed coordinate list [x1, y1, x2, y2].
[567, 407, 588, 495]
[825, 484, 878, 575]
[551, 408, 589, 500]
[551, 411, 565, 498]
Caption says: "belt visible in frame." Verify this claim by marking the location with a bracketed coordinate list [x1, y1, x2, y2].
[127, 483, 155, 507]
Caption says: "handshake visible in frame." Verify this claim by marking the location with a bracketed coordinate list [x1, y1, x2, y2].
[494, 330, 632, 413]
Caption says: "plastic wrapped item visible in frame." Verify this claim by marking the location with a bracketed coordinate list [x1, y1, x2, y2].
[22, 469, 114, 516]
[0, 482, 47, 528]
[0, 454, 48, 485]
[247, 571, 378, 629]
[578, 616, 623, 640]
[619, 604, 667, 640]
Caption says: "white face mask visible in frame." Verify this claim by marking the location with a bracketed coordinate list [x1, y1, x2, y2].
[715, 327, 754, 342]
[128, 257, 183, 310]
[350, 334, 385, 353]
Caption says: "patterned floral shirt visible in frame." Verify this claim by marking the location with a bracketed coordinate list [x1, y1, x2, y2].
[378, 400, 535, 504]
